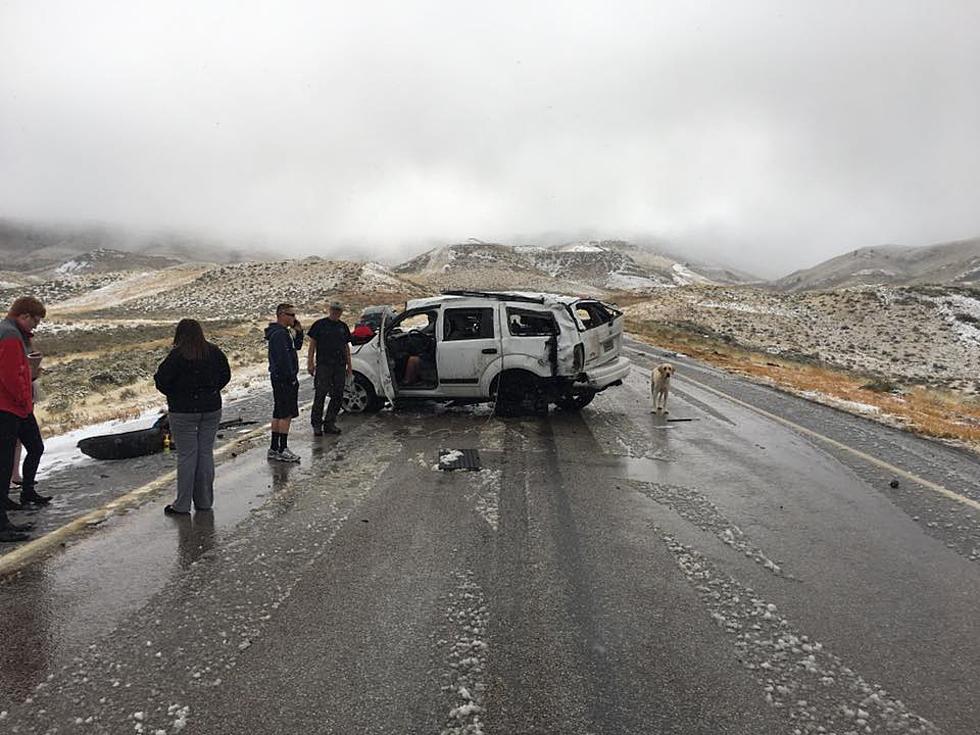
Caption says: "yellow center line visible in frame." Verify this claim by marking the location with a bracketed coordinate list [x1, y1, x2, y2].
[630, 353, 980, 513]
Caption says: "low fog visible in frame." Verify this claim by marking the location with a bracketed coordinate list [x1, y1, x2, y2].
[2, 1, 978, 277]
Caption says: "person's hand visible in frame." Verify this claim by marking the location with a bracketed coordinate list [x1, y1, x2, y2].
[293, 318, 302, 332]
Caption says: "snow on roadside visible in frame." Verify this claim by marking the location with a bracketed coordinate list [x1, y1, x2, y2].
[799, 391, 881, 416]
[34, 409, 164, 480]
[440, 570, 490, 735]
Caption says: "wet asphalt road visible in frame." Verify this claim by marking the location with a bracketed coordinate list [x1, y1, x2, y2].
[0, 342, 978, 734]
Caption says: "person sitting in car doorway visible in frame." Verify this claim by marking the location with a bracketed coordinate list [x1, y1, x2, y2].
[399, 312, 437, 386]
[307, 301, 352, 436]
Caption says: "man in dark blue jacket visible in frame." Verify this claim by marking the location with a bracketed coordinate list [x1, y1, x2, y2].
[265, 303, 304, 462]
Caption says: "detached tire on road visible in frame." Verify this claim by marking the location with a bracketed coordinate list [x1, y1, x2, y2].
[556, 391, 596, 412]
[342, 373, 384, 414]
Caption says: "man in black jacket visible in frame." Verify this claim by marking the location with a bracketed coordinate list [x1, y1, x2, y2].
[265, 304, 304, 462]
[307, 301, 353, 436]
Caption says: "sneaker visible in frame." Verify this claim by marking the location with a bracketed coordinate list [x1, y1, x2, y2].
[323, 424, 342, 435]
[267, 448, 282, 461]
[277, 448, 301, 463]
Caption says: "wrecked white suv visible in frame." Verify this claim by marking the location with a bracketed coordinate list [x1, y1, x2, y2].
[341, 290, 630, 414]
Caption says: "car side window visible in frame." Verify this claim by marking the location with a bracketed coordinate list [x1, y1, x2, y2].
[507, 308, 557, 336]
[575, 302, 612, 330]
[390, 310, 437, 334]
[444, 308, 495, 341]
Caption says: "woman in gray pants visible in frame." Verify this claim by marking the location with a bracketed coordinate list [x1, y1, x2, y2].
[154, 319, 231, 516]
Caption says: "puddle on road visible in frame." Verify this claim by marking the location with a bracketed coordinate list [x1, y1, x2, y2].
[0, 444, 288, 701]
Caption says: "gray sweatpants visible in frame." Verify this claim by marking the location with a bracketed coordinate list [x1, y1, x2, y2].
[169, 410, 222, 513]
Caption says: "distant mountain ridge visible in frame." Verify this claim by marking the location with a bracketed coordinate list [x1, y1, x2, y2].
[394, 239, 754, 293]
[775, 237, 980, 291]
[0, 219, 265, 274]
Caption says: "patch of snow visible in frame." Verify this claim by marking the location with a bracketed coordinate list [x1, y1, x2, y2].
[671, 263, 712, 286]
[800, 391, 880, 416]
[55, 259, 86, 275]
[34, 409, 164, 480]
[439, 449, 465, 466]
[558, 242, 605, 253]
[606, 272, 662, 290]
[853, 268, 896, 277]
[698, 300, 792, 317]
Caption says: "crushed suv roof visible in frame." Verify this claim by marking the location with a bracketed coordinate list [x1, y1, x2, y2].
[406, 290, 586, 310]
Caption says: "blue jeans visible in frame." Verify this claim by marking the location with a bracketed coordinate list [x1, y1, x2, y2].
[168, 410, 222, 512]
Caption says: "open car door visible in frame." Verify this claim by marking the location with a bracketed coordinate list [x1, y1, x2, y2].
[376, 313, 397, 405]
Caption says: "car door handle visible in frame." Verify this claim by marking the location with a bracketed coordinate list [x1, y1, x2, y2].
[482, 348, 498, 354]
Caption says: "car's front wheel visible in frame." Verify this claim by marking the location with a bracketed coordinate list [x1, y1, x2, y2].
[342, 373, 385, 414]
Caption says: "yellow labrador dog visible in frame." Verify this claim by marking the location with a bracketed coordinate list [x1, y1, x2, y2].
[651, 363, 675, 414]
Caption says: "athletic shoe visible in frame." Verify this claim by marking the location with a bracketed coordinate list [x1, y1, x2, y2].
[277, 448, 301, 463]
[323, 424, 342, 435]
[164, 504, 191, 516]
[267, 448, 281, 461]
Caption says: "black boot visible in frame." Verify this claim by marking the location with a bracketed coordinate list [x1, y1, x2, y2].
[323, 424, 341, 435]
[3, 495, 23, 511]
[20, 487, 52, 506]
[0, 527, 30, 542]
[0, 515, 33, 540]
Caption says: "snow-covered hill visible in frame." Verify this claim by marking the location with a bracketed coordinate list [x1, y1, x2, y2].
[395, 240, 748, 293]
[775, 237, 980, 291]
[625, 284, 980, 393]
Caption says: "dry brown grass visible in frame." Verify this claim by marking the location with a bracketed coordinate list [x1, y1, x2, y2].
[628, 319, 980, 451]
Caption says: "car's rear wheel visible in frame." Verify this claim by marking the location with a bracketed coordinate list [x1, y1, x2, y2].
[493, 370, 548, 417]
[342, 373, 384, 414]
[556, 391, 596, 411]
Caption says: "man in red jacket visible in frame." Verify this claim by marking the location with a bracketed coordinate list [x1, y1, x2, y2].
[0, 296, 48, 542]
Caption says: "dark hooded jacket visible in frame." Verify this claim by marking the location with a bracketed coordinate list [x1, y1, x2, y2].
[265, 322, 304, 384]
[154, 342, 231, 414]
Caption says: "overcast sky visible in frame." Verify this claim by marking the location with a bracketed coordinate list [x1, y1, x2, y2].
[2, 1, 978, 276]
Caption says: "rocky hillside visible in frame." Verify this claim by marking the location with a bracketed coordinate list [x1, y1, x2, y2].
[624, 285, 980, 393]
[3, 258, 428, 319]
[395, 240, 752, 294]
[776, 237, 980, 291]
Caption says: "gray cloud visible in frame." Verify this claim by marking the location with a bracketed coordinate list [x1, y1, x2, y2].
[2, 0, 978, 276]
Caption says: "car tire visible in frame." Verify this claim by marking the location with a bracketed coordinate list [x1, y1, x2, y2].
[493, 370, 547, 417]
[556, 391, 596, 411]
[342, 373, 384, 414]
